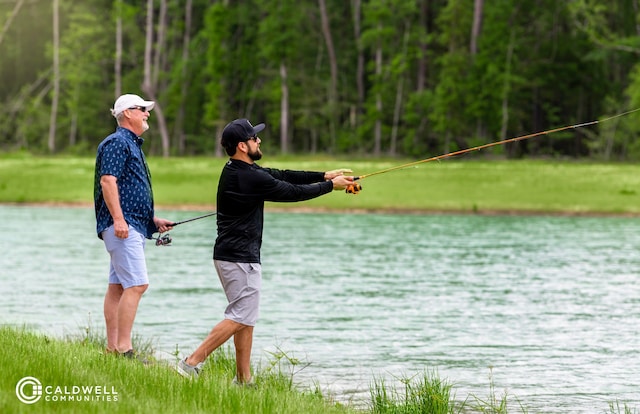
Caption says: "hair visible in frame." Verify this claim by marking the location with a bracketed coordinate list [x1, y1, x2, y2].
[224, 143, 237, 156]
[115, 112, 125, 126]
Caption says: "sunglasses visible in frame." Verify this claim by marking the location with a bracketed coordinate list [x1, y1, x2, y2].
[128, 106, 147, 112]
[246, 135, 259, 142]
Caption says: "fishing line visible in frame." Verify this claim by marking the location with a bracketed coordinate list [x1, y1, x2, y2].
[344, 107, 640, 194]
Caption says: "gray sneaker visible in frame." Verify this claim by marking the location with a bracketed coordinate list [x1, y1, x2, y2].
[175, 358, 204, 378]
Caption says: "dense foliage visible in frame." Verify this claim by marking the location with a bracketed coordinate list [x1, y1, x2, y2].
[1, 0, 639, 159]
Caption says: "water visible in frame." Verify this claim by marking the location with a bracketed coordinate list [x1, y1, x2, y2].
[2, 204, 639, 412]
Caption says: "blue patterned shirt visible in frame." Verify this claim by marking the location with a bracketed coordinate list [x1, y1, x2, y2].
[94, 127, 156, 239]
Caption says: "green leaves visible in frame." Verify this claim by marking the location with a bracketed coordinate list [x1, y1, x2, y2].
[1, 0, 639, 159]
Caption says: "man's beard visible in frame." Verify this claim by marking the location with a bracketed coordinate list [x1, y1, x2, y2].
[248, 148, 262, 161]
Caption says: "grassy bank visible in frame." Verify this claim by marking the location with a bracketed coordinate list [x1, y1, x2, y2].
[1, 326, 637, 414]
[0, 326, 355, 414]
[0, 326, 482, 414]
[2, 153, 640, 215]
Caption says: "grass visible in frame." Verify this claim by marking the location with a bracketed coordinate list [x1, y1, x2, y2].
[2, 153, 640, 214]
[0, 325, 352, 414]
[2, 326, 637, 414]
[370, 371, 462, 414]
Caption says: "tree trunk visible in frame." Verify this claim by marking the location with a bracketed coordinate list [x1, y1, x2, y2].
[390, 23, 410, 156]
[48, 0, 59, 153]
[0, 0, 24, 47]
[114, 1, 123, 97]
[634, 0, 640, 36]
[416, 0, 428, 92]
[174, 0, 193, 155]
[470, 0, 484, 56]
[500, 30, 515, 142]
[152, 0, 168, 88]
[69, 110, 77, 147]
[390, 77, 403, 156]
[351, 0, 365, 125]
[280, 61, 289, 153]
[142, 0, 170, 157]
[318, 0, 338, 150]
[374, 24, 382, 156]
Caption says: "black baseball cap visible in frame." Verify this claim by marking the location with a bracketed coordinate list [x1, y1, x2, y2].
[221, 118, 266, 150]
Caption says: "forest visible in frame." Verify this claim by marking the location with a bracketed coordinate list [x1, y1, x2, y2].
[1, 0, 640, 159]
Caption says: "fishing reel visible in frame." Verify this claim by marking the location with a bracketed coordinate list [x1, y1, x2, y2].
[154, 233, 172, 246]
[345, 182, 362, 194]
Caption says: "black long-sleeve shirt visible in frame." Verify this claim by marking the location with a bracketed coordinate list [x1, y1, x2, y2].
[213, 159, 333, 263]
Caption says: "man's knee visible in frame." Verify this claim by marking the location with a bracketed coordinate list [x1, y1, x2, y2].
[126, 284, 149, 295]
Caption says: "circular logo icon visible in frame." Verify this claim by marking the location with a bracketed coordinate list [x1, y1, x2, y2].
[16, 376, 42, 404]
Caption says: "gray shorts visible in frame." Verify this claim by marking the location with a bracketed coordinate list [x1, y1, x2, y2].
[102, 225, 149, 289]
[214, 260, 262, 326]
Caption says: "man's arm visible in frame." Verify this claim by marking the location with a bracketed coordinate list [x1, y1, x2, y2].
[264, 167, 353, 185]
[263, 168, 325, 185]
[100, 174, 129, 239]
[255, 170, 353, 203]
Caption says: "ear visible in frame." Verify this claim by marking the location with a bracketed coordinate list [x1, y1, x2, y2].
[237, 141, 249, 153]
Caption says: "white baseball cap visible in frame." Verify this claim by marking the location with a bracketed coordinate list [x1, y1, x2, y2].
[111, 94, 155, 117]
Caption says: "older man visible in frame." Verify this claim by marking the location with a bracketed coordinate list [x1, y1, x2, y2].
[94, 94, 173, 357]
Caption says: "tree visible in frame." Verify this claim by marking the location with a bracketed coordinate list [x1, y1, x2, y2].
[318, 0, 338, 149]
[257, 0, 310, 153]
[173, 0, 193, 155]
[142, 0, 171, 157]
[1, 0, 639, 160]
[48, 0, 59, 153]
[0, 0, 24, 47]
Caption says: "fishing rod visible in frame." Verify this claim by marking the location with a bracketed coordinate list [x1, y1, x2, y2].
[170, 212, 217, 227]
[344, 108, 640, 194]
[154, 212, 217, 246]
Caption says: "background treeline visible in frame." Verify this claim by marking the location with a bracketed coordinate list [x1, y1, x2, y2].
[1, 0, 640, 159]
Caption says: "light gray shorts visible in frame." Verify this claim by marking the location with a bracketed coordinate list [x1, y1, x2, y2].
[102, 225, 149, 289]
[214, 260, 262, 326]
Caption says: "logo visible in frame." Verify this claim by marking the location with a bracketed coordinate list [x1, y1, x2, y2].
[16, 376, 43, 404]
[15, 376, 118, 404]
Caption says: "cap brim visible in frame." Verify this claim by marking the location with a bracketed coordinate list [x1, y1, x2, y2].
[142, 101, 155, 111]
[253, 123, 265, 134]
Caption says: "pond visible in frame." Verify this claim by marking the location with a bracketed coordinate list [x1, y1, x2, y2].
[2, 205, 639, 412]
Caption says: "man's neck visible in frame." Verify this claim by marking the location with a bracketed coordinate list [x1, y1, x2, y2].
[119, 120, 142, 137]
[230, 154, 254, 164]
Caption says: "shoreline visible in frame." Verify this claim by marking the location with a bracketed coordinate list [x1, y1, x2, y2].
[3, 201, 640, 218]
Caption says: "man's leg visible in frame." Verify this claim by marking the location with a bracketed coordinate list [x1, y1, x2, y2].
[102, 225, 149, 353]
[186, 319, 246, 365]
[104, 283, 124, 352]
[116, 284, 148, 352]
[234, 325, 254, 382]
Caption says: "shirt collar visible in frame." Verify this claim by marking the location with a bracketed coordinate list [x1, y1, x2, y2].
[117, 126, 144, 146]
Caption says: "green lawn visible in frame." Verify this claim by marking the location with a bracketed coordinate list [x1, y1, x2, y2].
[1, 153, 640, 215]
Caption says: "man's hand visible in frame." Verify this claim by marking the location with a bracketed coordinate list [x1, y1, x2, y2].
[330, 175, 355, 191]
[113, 217, 129, 239]
[324, 168, 353, 180]
[154, 218, 174, 234]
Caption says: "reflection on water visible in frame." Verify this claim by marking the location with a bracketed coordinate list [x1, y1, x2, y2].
[2, 205, 639, 412]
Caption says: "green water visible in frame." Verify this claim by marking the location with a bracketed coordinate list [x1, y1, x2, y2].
[2, 205, 639, 412]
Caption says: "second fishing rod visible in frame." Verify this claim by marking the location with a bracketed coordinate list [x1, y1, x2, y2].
[153, 212, 217, 246]
[344, 109, 640, 194]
